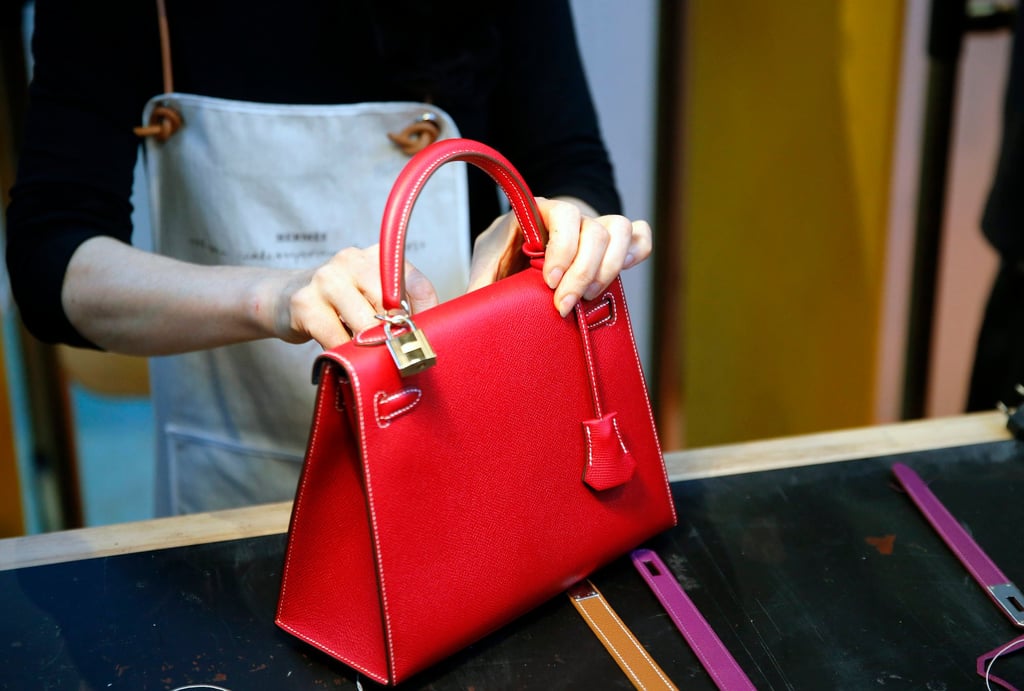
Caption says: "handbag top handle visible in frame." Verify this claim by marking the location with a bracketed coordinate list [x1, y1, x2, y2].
[379, 139, 546, 313]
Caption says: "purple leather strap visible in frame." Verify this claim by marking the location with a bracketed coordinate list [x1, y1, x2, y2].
[631, 549, 756, 691]
[978, 634, 1024, 691]
[892, 463, 1024, 627]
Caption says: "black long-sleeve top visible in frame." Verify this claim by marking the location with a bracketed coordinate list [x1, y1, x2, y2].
[6, 0, 621, 347]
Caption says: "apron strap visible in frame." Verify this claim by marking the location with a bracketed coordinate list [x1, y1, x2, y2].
[134, 0, 182, 141]
[155, 0, 173, 94]
[386, 113, 441, 155]
[132, 0, 442, 152]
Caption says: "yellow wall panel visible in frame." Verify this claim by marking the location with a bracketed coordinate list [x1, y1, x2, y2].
[682, 2, 903, 446]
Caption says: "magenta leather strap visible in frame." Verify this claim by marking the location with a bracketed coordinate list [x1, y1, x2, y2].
[892, 463, 1024, 627]
[892, 462, 1024, 690]
[978, 634, 1024, 691]
[630, 549, 756, 691]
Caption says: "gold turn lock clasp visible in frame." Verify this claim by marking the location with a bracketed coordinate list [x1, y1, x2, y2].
[382, 314, 437, 377]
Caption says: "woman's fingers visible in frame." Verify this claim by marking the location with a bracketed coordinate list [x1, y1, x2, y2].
[551, 215, 610, 317]
[404, 263, 440, 315]
[537, 198, 653, 317]
[624, 218, 653, 270]
[279, 245, 438, 350]
[286, 249, 378, 349]
[466, 213, 516, 292]
[584, 215, 633, 299]
[538, 198, 583, 292]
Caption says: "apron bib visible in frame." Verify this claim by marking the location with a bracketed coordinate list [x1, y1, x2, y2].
[140, 94, 470, 514]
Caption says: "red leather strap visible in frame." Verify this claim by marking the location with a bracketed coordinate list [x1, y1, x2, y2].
[577, 297, 636, 491]
[379, 138, 546, 312]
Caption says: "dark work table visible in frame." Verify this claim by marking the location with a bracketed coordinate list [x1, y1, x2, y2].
[0, 412, 1019, 690]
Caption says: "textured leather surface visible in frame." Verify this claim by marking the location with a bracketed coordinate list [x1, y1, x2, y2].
[892, 462, 1009, 588]
[379, 138, 545, 311]
[276, 139, 676, 684]
[141, 95, 470, 514]
[631, 549, 756, 690]
[569, 580, 678, 690]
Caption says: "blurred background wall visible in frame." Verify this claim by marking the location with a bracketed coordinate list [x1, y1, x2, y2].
[663, 0, 1009, 447]
[679, 2, 907, 446]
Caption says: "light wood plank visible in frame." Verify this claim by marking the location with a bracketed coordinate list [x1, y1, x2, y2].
[0, 501, 292, 572]
[664, 411, 1011, 481]
[0, 412, 1011, 571]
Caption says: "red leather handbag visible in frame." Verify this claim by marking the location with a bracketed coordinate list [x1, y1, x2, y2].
[275, 138, 677, 685]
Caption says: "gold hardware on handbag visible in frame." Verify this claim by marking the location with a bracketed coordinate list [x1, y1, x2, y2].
[383, 316, 437, 376]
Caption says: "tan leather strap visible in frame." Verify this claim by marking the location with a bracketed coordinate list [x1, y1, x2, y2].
[134, 0, 182, 141]
[568, 580, 678, 691]
[155, 0, 173, 94]
[386, 113, 441, 155]
[133, 0, 435, 152]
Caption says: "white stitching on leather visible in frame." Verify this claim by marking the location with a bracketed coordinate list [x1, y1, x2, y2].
[278, 362, 392, 684]
[611, 278, 678, 524]
[386, 145, 544, 309]
[584, 292, 617, 329]
[374, 388, 422, 428]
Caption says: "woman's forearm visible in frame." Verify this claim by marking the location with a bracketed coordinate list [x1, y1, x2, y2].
[61, 196, 650, 356]
[62, 236, 283, 356]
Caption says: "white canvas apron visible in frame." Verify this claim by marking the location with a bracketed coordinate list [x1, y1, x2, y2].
[139, 94, 470, 515]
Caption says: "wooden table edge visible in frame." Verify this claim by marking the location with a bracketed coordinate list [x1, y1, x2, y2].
[0, 411, 1010, 572]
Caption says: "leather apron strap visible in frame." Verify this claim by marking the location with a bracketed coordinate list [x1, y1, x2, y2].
[134, 0, 181, 141]
[131, 0, 437, 152]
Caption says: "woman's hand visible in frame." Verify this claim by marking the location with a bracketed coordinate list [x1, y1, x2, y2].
[269, 244, 438, 350]
[62, 237, 438, 356]
[467, 197, 652, 317]
[63, 199, 647, 357]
